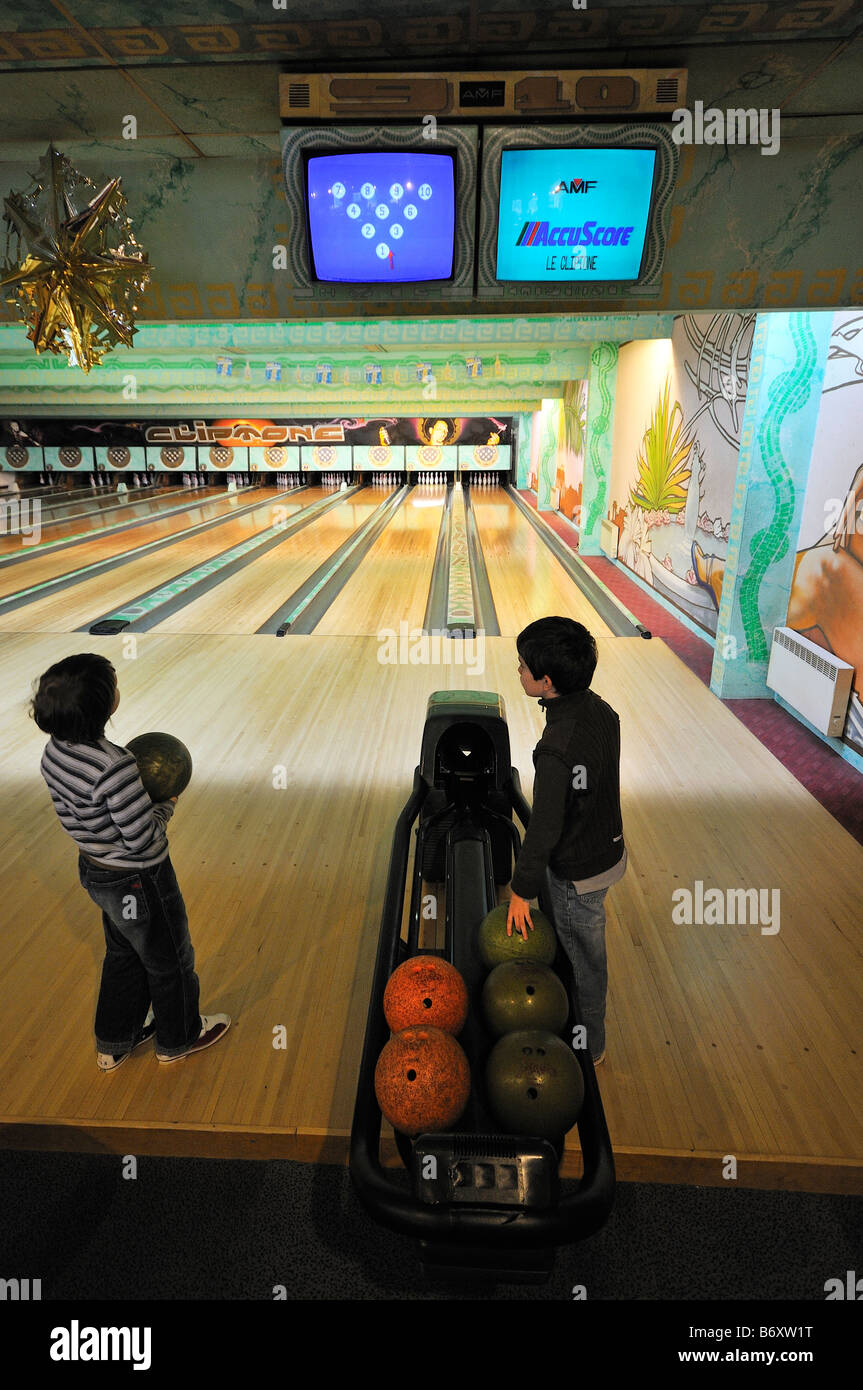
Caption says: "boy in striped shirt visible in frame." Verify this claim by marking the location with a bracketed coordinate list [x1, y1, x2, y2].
[32, 652, 230, 1071]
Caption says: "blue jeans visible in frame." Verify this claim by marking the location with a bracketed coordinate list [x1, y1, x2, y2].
[78, 853, 202, 1058]
[547, 869, 609, 1061]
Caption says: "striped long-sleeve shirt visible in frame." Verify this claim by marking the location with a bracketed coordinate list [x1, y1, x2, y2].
[40, 736, 173, 868]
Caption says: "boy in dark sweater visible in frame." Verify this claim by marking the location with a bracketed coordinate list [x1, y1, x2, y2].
[507, 617, 626, 1065]
[31, 653, 230, 1071]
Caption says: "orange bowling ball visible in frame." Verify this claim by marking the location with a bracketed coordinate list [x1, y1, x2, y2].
[383, 955, 469, 1036]
[374, 1026, 470, 1137]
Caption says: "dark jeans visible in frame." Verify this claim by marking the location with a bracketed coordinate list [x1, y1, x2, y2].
[78, 853, 202, 1058]
[547, 869, 609, 1061]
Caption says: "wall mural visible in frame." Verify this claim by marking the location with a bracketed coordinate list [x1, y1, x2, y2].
[786, 310, 863, 754]
[610, 313, 754, 633]
[556, 379, 587, 524]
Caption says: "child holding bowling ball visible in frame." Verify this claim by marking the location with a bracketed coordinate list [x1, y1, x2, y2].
[30, 652, 230, 1071]
[508, 617, 626, 1065]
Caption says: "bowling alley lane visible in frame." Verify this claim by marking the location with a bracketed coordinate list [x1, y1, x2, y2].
[6, 480, 161, 526]
[468, 486, 615, 637]
[0, 480, 225, 555]
[148, 484, 394, 634]
[313, 479, 446, 635]
[0, 483, 307, 632]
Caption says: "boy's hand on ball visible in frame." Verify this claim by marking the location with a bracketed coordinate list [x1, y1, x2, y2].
[507, 895, 534, 941]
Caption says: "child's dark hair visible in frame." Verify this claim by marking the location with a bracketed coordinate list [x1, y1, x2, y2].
[517, 617, 597, 694]
[30, 653, 116, 743]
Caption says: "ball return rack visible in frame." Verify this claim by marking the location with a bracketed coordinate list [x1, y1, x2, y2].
[349, 690, 615, 1282]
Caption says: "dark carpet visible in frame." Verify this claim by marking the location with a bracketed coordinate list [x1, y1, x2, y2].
[0, 1149, 859, 1300]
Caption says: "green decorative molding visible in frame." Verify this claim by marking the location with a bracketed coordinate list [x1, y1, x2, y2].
[0, 314, 670, 412]
[738, 315, 817, 662]
[583, 342, 619, 552]
[711, 310, 833, 699]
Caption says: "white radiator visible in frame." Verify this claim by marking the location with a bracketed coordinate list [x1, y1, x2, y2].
[766, 627, 853, 737]
[600, 517, 619, 558]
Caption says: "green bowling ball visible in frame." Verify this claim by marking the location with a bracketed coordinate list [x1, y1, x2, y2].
[482, 961, 570, 1039]
[485, 1029, 585, 1140]
[477, 904, 557, 970]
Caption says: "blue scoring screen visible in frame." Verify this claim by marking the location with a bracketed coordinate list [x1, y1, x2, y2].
[495, 147, 657, 282]
[306, 151, 456, 283]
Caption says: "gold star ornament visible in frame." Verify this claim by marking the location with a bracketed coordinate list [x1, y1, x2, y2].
[1, 145, 151, 372]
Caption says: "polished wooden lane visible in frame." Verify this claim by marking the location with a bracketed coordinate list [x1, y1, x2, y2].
[150, 487, 384, 635]
[2, 631, 860, 1190]
[0, 486, 272, 599]
[0, 487, 307, 632]
[470, 486, 614, 637]
[314, 483, 444, 636]
[0, 483, 216, 553]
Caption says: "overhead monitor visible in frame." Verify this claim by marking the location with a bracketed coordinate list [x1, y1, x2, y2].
[305, 150, 456, 284]
[477, 124, 677, 301]
[281, 125, 478, 301]
[496, 146, 657, 282]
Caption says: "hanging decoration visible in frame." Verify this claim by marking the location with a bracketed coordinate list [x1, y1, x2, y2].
[0, 145, 150, 373]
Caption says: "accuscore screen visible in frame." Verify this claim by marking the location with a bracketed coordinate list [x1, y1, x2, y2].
[495, 147, 657, 282]
[306, 152, 456, 283]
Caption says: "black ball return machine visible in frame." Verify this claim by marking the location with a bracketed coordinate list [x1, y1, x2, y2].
[349, 690, 615, 1281]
